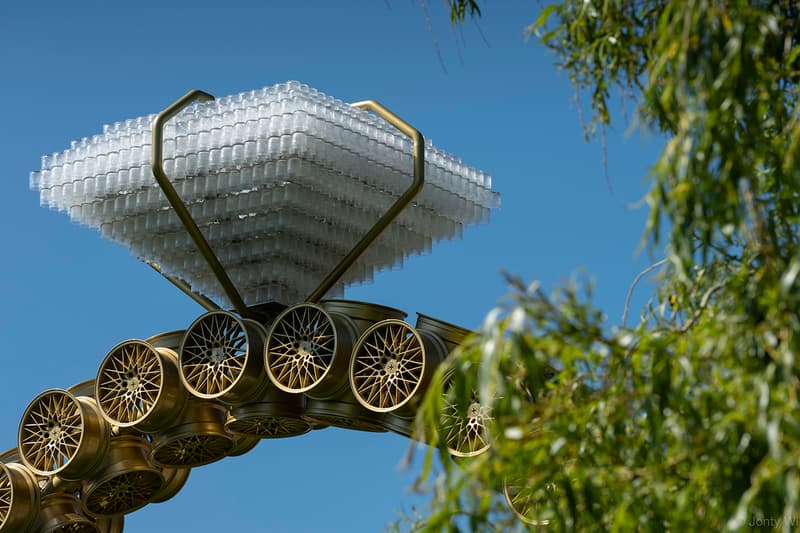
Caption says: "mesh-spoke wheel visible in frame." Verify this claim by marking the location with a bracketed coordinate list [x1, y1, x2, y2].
[37, 493, 100, 533]
[180, 311, 264, 403]
[266, 304, 338, 393]
[0, 469, 9, 528]
[149, 398, 233, 468]
[0, 462, 39, 533]
[504, 478, 557, 526]
[20, 393, 81, 474]
[81, 435, 164, 518]
[350, 320, 430, 413]
[226, 416, 311, 438]
[84, 470, 164, 517]
[443, 391, 492, 457]
[152, 435, 232, 467]
[96, 341, 183, 432]
[18, 391, 108, 479]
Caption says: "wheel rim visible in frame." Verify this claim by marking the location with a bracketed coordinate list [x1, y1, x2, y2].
[267, 304, 337, 393]
[180, 312, 251, 399]
[226, 416, 312, 438]
[96, 341, 165, 427]
[0, 462, 39, 532]
[350, 321, 426, 412]
[504, 478, 556, 526]
[38, 493, 99, 533]
[84, 470, 164, 517]
[19, 391, 84, 476]
[81, 435, 164, 517]
[152, 434, 233, 468]
[443, 391, 492, 457]
[0, 466, 11, 528]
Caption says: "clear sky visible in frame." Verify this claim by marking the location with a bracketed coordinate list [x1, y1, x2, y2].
[0, 1, 662, 531]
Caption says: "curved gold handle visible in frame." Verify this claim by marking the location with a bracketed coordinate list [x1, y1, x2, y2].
[307, 100, 425, 303]
[151, 90, 249, 316]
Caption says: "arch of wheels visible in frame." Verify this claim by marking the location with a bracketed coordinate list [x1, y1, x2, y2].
[0, 299, 543, 532]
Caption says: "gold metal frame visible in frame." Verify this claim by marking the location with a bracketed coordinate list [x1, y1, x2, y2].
[150, 91, 425, 311]
[151, 89, 248, 316]
[306, 100, 425, 302]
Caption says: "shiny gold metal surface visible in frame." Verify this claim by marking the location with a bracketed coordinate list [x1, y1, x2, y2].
[265, 303, 356, 398]
[349, 320, 447, 416]
[66, 380, 97, 400]
[145, 330, 186, 351]
[36, 493, 99, 533]
[150, 398, 233, 468]
[81, 435, 164, 518]
[379, 413, 416, 439]
[0, 461, 40, 533]
[147, 466, 190, 504]
[307, 101, 425, 303]
[301, 399, 386, 433]
[95, 515, 124, 533]
[95, 341, 185, 433]
[151, 89, 250, 316]
[503, 478, 556, 526]
[18, 390, 109, 481]
[225, 434, 260, 457]
[414, 313, 471, 353]
[266, 301, 406, 400]
[321, 300, 407, 332]
[0, 450, 20, 465]
[225, 394, 312, 439]
[179, 312, 267, 404]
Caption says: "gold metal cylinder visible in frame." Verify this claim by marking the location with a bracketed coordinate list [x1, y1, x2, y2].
[148, 466, 190, 504]
[414, 313, 471, 353]
[81, 434, 164, 518]
[0, 460, 40, 533]
[145, 330, 186, 351]
[150, 397, 233, 468]
[35, 493, 100, 533]
[226, 434, 261, 457]
[225, 389, 312, 439]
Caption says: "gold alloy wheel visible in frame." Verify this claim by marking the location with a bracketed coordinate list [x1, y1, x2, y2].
[503, 478, 557, 526]
[152, 434, 233, 467]
[226, 410, 312, 439]
[81, 435, 164, 518]
[84, 469, 163, 517]
[442, 386, 492, 458]
[18, 391, 108, 480]
[350, 320, 431, 413]
[0, 461, 39, 533]
[266, 304, 338, 393]
[95, 340, 184, 432]
[149, 398, 233, 468]
[179, 311, 266, 404]
[37, 493, 100, 533]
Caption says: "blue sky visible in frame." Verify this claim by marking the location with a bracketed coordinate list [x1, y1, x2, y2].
[0, 1, 662, 531]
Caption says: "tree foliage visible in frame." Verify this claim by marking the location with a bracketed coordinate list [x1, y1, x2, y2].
[408, 1, 800, 531]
